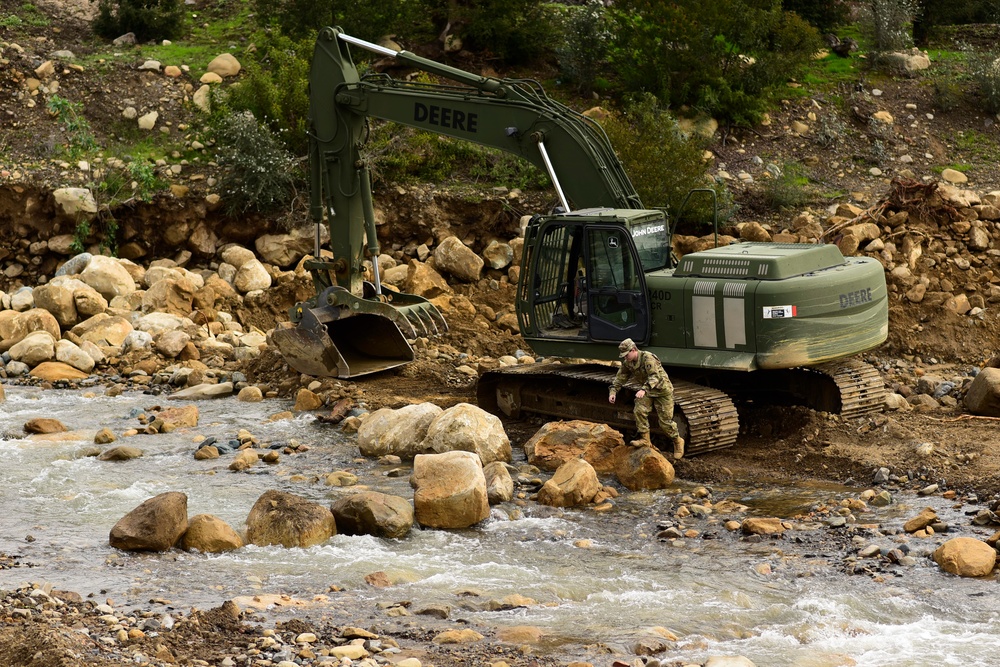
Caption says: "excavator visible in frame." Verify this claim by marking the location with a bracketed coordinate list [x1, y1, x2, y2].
[273, 27, 889, 455]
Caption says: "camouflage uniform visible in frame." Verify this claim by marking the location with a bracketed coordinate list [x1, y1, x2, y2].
[609, 344, 680, 440]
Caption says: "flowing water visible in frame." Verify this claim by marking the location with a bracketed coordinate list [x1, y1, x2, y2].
[1, 384, 997, 666]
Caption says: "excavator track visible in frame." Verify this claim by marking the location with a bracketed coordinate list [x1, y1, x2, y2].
[477, 363, 740, 456]
[810, 358, 887, 419]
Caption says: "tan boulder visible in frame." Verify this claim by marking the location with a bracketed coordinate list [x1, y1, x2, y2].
[615, 446, 675, 490]
[524, 420, 624, 473]
[434, 236, 484, 282]
[97, 445, 144, 461]
[933, 537, 997, 577]
[741, 517, 787, 535]
[330, 491, 413, 539]
[10, 330, 56, 366]
[358, 403, 443, 459]
[32, 283, 78, 327]
[80, 255, 136, 300]
[537, 458, 600, 507]
[29, 361, 89, 382]
[109, 492, 189, 552]
[484, 460, 514, 504]
[421, 402, 511, 464]
[903, 507, 938, 533]
[245, 490, 336, 548]
[24, 417, 68, 434]
[963, 368, 1000, 417]
[404, 260, 452, 298]
[181, 514, 244, 553]
[411, 451, 489, 529]
[152, 404, 199, 428]
[294, 388, 323, 411]
[229, 449, 259, 471]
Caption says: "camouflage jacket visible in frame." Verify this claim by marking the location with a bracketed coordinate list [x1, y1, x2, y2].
[610, 350, 672, 397]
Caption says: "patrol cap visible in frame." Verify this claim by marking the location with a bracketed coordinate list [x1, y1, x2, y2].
[618, 338, 636, 358]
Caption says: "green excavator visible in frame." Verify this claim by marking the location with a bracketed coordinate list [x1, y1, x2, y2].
[273, 27, 889, 455]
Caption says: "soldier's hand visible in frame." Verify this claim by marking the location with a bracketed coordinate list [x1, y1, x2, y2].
[636, 389, 646, 399]
[608, 394, 616, 404]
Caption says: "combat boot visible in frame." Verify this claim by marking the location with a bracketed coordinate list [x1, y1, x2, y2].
[672, 436, 685, 460]
[630, 432, 651, 448]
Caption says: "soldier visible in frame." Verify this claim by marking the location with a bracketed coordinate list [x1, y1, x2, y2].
[608, 338, 685, 459]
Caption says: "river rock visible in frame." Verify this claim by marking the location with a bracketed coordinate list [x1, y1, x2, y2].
[294, 388, 323, 411]
[194, 445, 219, 460]
[220, 244, 256, 269]
[330, 491, 414, 539]
[153, 405, 199, 428]
[98, 445, 143, 461]
[903, 507, 938, 533]
[32, 283, 78, 327]
[169, 382, 234, 399]
[29, 361, 90, 381]
[404, 259, 452, 298]
[238, 386, 263, 402]
[704, 657, 758, 667]
[358, 403, 443, 459]
[524, 420, 624, 473]
[52, 187, 97, 218]
[155, 330, 191, 358]
[24, 417, 67, 434]
[432, 629, 483, 644]
[741, 517, 787, 535]
[55, 339, 96, 373]
[234, 259, 271, 293]
[245, 490, 336, 548]
[411, 451, 489, 529]
[142, 278, 196, 316]
[80, 255, 136, 300]
[963, 367, 1000, 417]
[255, 227, 317, 267]
[933, 537, 997, 577]
[482, 240, 513, 269]
[94, 428, 115, 444]
[229, 449, 259, 471]
[434, 236, 483, 282]
[109, 492, 189, 552]
[483, 460, 514, 504]
[420, 402, 511, 464]
[537, 458, 599, 507]
[1, 308, 61, 347]
[71, 313, 134, 347]
[181, 514, 244, 553]
[0, 385, 5, 402]
[9, 330, 56, 366]
[615, 446, 675, 490]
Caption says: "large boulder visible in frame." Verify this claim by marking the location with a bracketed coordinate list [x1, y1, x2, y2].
[9, 330, 56, 366]
[255, 226, 322, 267]
[615, 446, 675, 490]
[434, 236, 484, 282]
[109, 492, 189, 552]
[357, 403, 443, 459]
[404, 260, 452, 298]
[524, 421, 624, 473]
[0, 308, 61, 348]
[964, 367, 1000, 417]
[536, 458, 600, 508]
[141, 277, 197, 316]
[71, 313, 134, 347]
[32, 283, 78, 328]
[245, 490, 336, 548]
[30, 361, 89, 381]
[411, 451, 489, 529]
[181, 514, 244, 553]
[421, 403, 511, 464]
[52, 187, 98, 218]
[933, 537, 997, 577]
[79, 255, 136, 300]
[330, 491, 413, 539]
[234, 259, 271, 293]
[55, 339, 96, 373]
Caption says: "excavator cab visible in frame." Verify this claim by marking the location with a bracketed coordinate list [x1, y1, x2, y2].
[517, 209, 654, 351]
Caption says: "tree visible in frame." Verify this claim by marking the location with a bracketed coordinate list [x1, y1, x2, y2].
[92, 0, 185, 42]
[608, 0, 822, 127]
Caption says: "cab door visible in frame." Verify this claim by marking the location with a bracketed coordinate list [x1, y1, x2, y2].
[585, 225, 650, 344]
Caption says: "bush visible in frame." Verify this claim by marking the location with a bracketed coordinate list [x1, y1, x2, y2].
[933, 77, 965, 111]
[781, 0, 851, 32]
[453, 0, 557, 65]
[608, 0, 821, 128]
[969, 51, 1000, 114]
[92, 0, 185, 42]
[251, 0, 437, 42]
[213, 111, 298, 215]
[760, 162, 810, 212]
[859, 0, 918, 58]
[601, 94, 729, 225]
[220, 32, 311, 154]
[555, 0, 612, 96]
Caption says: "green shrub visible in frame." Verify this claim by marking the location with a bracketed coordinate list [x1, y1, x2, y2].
[932, 77, 964, 111]
[969, 51, 1000, 114]
[781, 0, 851, 32]
[608, 0, 821, 128]
[555, 0, 612, 96]
[250, 0, 435, 43]
[92, 0, 185, 42]
[219, 32, 311, 153]
[859, 0, 917, 59]
[213, 110, 298, 215]
[453, 0, 557, 65]
[601, 94, 729, 225]
[760, 162, 810, 212]
[46, 95, 98, 157]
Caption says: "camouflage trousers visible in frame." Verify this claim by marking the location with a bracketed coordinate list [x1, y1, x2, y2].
[634, 388, 679, 438]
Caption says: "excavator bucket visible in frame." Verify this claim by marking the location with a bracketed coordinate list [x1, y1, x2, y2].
[272, 286, 447, 379]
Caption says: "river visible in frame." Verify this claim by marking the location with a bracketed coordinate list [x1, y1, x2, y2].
[1, 384, 997, 666]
